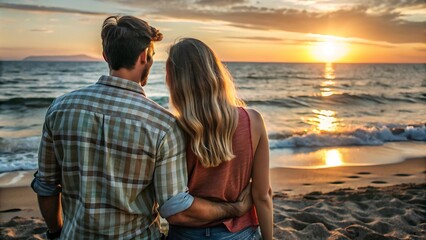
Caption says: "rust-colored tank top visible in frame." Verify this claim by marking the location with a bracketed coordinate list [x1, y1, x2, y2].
[186, 107, 259, 232]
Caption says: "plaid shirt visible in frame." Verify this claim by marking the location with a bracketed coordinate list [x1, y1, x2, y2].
[33, 75, 188, 239]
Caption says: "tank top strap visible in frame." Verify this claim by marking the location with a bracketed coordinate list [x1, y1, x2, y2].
[238, 107, 253, 158]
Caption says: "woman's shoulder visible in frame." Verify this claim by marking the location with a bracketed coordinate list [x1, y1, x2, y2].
[241, 107, 264, 127]
[241, 107, 266, 147]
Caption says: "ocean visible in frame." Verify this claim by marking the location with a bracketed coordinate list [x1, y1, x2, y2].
[0, 61, 425, 172]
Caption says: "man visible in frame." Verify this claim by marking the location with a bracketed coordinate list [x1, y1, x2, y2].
[31, 15, 251, 239]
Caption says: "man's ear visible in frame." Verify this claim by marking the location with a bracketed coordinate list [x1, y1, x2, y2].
[139, 49, 147, 64]
[102, 52, 108, 62]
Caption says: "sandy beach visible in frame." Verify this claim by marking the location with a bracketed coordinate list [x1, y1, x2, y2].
[1, 157, 425, 239]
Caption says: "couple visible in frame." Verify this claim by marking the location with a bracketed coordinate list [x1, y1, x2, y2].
[31, 15, 272, 240]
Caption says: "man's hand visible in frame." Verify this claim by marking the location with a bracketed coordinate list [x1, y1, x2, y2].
[233, 182, 253, 217]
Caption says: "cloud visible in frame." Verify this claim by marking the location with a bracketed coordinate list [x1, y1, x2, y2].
[3, 2, 424, 44]
[415, 47, 426, 52]
[342, 38, 397, 49]
[224, 35, 397, 49]
[224, 36, 314, 45]
[196, 0, 247, 5]
[364, 0, 425, 9]
[99, 0, 247, 7]
[154, 5, 425, 44]
[0, 3, 107, 15]
[226, 36, 285, 42]
[30, 28, 53, 33]
[304, 0, 425, 9]
[96, 0, 424, 43]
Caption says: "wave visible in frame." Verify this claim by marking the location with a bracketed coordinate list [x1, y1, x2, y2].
[0, 79, 19, 85]
[245, 75, 280, 80]
[0, 96, 169, 110]
[242, 74, 317, 81]
[247, 99, 311, 108]
[1, 125, 425, 172]
[2, 126, 424, 154]
[0, 136, 40, 153]
[0, 137, 40, 172]
[269, 125, 426, 149]
[246, 93, 426, 107]
[0, 97, 55, 109]
[313, 93, 425, 104]
[239, 74, 361, 82]
[0, 152, 38, 173]
[0, 77, 38, 85]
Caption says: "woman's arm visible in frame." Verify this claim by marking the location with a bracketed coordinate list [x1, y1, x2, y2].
[248, 109, 273, 240]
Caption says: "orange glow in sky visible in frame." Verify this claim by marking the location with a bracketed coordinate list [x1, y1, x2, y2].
[0, 1, 425, 63]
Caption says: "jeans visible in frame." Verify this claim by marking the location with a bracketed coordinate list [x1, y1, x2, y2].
[167, 224, 261, 240]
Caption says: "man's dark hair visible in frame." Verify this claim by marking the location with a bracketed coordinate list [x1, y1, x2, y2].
[101, 16, 163, 70]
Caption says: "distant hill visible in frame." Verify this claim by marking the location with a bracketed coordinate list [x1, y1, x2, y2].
[23, 54, 101, 62]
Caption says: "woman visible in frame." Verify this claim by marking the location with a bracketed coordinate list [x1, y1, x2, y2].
[165, 38, 273, 240]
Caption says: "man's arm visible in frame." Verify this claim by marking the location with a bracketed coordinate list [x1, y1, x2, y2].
[37, 194, 63, 233]
[32, 116, 63, 235]
[165, 183, 252, 226]
[32, 177, 63, 233]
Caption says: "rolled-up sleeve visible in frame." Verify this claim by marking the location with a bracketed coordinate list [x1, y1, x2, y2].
[154, 121, 192, 217]
[31, 172, 62, 196]
[159, 192, 194, 218]
[31, 112, 62, 196]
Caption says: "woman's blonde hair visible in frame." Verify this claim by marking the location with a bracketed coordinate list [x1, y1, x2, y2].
[166, 38, 245, 167]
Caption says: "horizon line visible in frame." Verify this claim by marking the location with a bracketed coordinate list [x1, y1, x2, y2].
[1, 59, 425, 64]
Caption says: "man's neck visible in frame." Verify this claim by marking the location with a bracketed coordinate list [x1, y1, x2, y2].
[110, 69, 140, 85]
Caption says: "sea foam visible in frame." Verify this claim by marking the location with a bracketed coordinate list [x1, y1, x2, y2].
[269, 125, 426, 149]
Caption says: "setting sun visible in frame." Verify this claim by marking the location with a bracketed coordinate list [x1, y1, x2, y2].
[311, 37, 349, 63]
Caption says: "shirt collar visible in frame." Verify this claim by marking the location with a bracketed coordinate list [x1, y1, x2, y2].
[97, 75, 146, 96]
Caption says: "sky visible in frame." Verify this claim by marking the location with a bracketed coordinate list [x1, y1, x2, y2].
[0, 0, 425, 63]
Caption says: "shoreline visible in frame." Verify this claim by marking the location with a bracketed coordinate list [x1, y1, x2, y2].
[1, 157, 425, 190]
[271, 157, 426, 196]
[1, 157, 425, 239]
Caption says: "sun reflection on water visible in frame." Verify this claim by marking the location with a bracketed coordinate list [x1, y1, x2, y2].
[320, 63, 338, 97]
[324, 149, 343, 167]
[306, 109, 341, 132]
[320, 88, 333, 97]
[324, 62, 336, 80]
